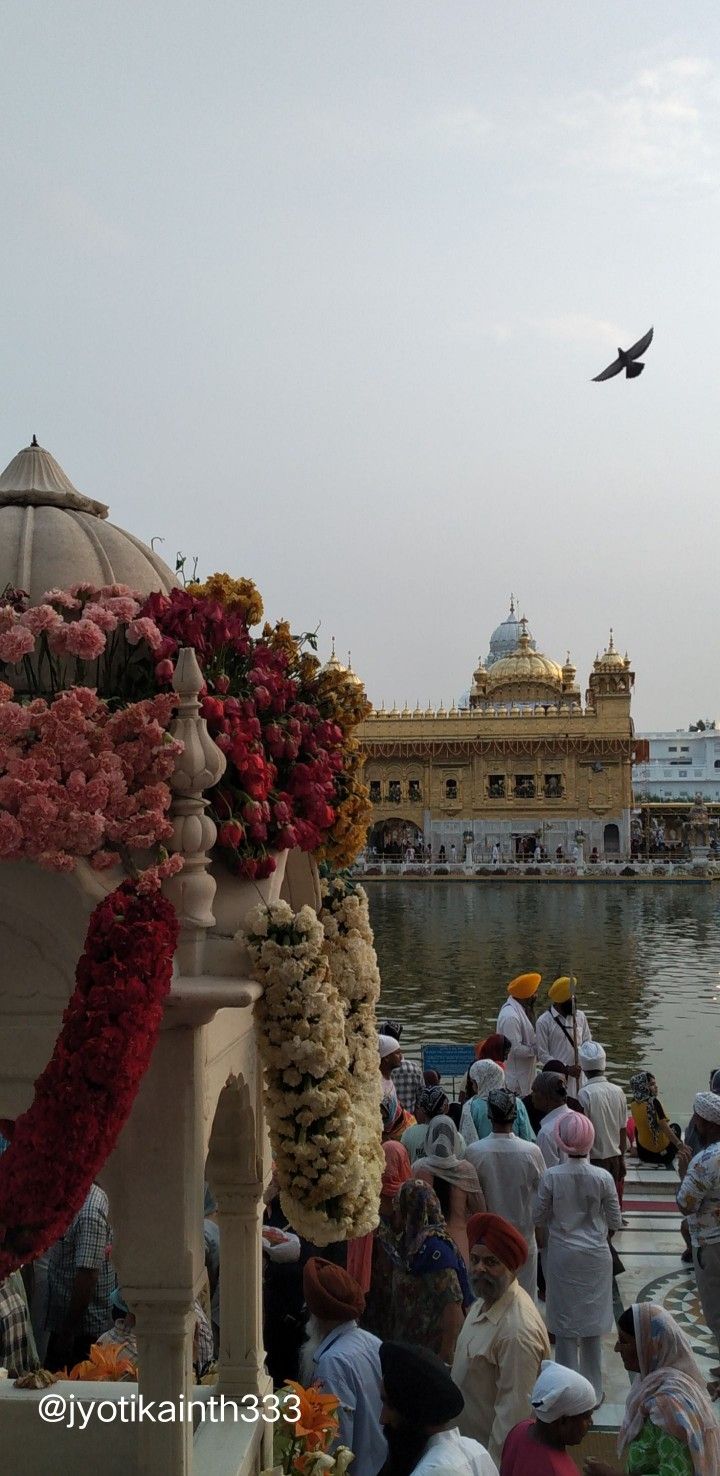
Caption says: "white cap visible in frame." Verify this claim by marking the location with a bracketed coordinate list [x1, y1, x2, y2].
[378, 1033, 400, 1059]
[579, 1042, 606, 1071]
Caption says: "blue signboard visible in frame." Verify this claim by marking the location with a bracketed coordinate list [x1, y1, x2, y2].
[422, 1043, 476, 1078]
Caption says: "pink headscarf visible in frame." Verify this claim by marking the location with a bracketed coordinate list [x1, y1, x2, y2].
[619, 1303, 720, 1476]
[555, 1111, 595, 1157]
[382, 1141, 412, 1199]
[347, 1142, 412, 1294]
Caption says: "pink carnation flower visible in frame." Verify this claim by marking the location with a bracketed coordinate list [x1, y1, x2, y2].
[126, 617, 163, 652]
[69, 582, 100, 600]
[84, 602, 118, 632]
[20, 604, 63, 636]
[0, 625, 36, 663]
[104, 597, 140, 621]
[42, 589, 81, 610]
[63, 619, 107, 660]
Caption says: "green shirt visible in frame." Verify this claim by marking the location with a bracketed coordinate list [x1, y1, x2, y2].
[626, 1418, 693, 1476]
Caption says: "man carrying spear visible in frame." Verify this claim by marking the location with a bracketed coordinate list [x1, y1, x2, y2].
[535, 976, 593, 1086]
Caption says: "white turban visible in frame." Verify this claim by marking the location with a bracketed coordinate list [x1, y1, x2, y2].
[530, 1360, 596, 1422]
[694, 1091, 720, 1126]
[579, 1042, 606, 1072]
[378, 1033, 399, 1059]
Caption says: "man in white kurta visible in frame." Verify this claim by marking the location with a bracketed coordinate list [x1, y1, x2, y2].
[535, 975, 592, 1085]
[466, 1087, 545, 1300]
[453, 1211, 549, 1466]
[496, 972, 541, 1096]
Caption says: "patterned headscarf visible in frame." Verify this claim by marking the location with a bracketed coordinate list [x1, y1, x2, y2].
[413, 1116, 480, 1193]
[487, 1087, 518, 1124]
[619, 1303, 720, 1476]
[417, 1084, 448, 1118]
[629, 1071, 663, 1141]
[391, 1179, 456, 1265]
[469, 1060, 505, 1099]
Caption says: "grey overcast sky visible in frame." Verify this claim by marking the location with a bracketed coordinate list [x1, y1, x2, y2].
[2, 2, 719, 728]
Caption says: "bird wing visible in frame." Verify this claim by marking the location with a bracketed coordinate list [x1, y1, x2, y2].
[626, 326, 653, 361]
[592, 356, 624, 382]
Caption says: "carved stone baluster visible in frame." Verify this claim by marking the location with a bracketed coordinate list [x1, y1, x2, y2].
[165, 646, 226, 976]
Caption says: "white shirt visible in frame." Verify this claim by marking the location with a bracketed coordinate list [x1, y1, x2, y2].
[496, 998, 537, 1096]
[578, 1076, 627, 1159]
[535, 1007, 592, 1079]
[412, 1427, 499, 1475]
[312, 1322, 385, 1476]
[466, 1135, 545, 1247]
[536, 1104, 572, 1167]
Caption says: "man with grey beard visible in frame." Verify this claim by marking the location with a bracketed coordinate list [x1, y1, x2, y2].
[300, 1257, 385, 1476]
[452, 1213, 549, 1466]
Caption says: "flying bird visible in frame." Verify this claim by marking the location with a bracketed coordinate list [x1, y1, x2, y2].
[592, 326, 654, 381]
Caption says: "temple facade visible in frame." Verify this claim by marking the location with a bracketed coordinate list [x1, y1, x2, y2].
[356, 604, 636, 863]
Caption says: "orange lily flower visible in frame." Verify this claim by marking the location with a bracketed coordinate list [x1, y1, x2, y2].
[68, 1343, 137, 1382]
[283, 1380, 340, 1452]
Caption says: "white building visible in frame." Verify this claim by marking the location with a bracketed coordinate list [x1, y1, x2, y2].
[633, 725, 720, 802]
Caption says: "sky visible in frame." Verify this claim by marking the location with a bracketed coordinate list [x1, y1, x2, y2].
[2, 1, 720, 728]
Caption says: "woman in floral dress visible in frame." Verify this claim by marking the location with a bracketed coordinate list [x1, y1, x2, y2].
[585, 1302, 720, 1476]
[383, 1179, 473, 1364]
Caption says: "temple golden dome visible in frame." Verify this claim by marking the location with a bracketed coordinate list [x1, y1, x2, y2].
[595, 630, 626, 669]
[484, 624, 563, 691]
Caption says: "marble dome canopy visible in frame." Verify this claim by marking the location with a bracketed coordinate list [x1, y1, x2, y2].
[486, 597, 537, 668]
[0, 439, 177, 601]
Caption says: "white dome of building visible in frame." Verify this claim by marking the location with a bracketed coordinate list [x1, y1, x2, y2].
[0, 438, 177, 600]
[486, 596, 536, 667]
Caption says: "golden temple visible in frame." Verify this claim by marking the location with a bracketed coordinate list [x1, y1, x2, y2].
[354, 603, 635, 863]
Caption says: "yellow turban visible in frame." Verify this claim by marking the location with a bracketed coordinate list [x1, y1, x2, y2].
[507, 972, 541, 999]
[548, 975, 577, 1004]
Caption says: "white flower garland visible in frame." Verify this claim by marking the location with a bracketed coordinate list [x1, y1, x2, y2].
[245, 900, 367, 1245]
[319, 877, 383, 1237]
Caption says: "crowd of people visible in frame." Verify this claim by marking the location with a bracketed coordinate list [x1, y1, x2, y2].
[3, 975, 720, 1475]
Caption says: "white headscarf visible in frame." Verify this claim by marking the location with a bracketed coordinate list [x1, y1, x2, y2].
[694, 1091, 720, 1126]
[469, 1060, 505, 1098]
[412, 1115, 481, 1194]
[531, 1360, 596, 1422]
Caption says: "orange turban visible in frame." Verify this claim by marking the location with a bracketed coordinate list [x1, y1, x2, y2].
[303, 1257, 365, 1322]
[467, 1212, 528, 1271]
[507, 972, 541, 999]
[382, 1141, 412, 1199]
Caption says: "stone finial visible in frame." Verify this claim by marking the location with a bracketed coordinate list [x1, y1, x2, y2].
[165, 646, 227, 973]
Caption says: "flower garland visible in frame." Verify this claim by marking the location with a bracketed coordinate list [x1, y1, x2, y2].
[0, 880, 178, 1278]
[0, 681, 182, 879]
[319, 876, 383, 1235]
[245, 901, 369, 1245]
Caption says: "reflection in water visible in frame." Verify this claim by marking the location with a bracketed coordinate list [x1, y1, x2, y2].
[367, 882, 720, 1120]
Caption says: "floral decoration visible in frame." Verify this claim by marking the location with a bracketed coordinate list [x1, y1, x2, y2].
[0, 575, 371, 880]
[67, 1343, 137, 1382]
[0, 880, 178, 1279]
[245, 887, 383, 1244]
[269, 1382, 355, 1475]
[0, 680, 182, 878]
[245, 901, 371, 1244]
[319, 876, 383, 1234]
[142, 583, 370, 878]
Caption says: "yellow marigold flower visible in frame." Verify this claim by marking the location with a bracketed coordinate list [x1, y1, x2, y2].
[188, 573, 264, 625]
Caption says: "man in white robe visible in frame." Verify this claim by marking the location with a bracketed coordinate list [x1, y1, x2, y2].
[535, 975, 592, 1085]
[496, 972, 541, 1096]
